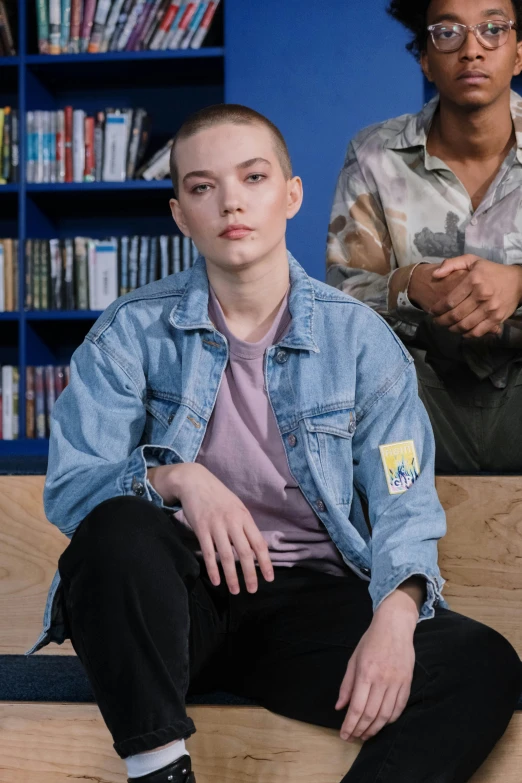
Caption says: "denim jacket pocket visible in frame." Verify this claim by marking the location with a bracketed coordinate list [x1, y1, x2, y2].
[143, 393, 180, 443]
[303, 408, 355, 506]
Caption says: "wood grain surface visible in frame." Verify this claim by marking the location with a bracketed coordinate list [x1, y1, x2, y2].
[0, 703, 520, 783]
[1, 475, 522, 656]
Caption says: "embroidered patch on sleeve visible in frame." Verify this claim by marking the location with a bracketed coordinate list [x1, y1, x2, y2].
[379, 440, 420, 495]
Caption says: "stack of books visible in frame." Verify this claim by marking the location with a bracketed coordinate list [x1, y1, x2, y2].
[26, 365, 70, 439]
[0, 239, 19, 311]
[0, 365, 19, 440]
[0, 1, 16, 56]
[36, 0, 221, 54]
[0, 108, 19, 184]
[26, 107, 154, 183]
[25, 234, 198, 311]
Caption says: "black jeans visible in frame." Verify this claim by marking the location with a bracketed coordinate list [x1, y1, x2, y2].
[58, 496, 522, 782]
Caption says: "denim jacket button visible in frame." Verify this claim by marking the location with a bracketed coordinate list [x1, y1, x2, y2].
[275, 350, 289, 364]
[287, 434, 297, 447]
[360, 567, 371, 577]
[315, 499, 326, 512]
[168, 414, 174, 425]
[132, 477, 145, 497]
[348, 421, 356, 434]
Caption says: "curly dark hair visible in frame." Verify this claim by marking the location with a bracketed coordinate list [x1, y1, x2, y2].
[387, 0, 522, 60]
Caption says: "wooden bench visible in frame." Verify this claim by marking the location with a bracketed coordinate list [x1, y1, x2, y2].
[1, 475, 521, 782]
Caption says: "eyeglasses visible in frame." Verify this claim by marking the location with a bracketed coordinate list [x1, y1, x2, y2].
[427, 19, 516, 53]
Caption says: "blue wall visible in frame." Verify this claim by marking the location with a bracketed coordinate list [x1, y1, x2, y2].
[225, 0, 424, 281]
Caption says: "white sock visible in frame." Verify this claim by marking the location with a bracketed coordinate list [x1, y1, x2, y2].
[125, 739, 188, 779]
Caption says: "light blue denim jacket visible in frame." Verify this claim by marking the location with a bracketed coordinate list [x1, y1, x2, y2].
[29, 253, 447, 654]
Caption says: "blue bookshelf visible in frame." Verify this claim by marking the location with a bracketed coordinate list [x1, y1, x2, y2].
[0, 0, 225, 458]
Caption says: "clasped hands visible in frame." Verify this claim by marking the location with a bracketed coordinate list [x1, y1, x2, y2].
[148, 462, 419, 746]
[408, 255, 522, 338]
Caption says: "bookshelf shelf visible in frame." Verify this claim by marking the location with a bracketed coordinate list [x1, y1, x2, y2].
[26, 180, 172, 193]
[25, 310, 102, 320]
[0, 0, 226, 457]
[26, 48, 225, 65]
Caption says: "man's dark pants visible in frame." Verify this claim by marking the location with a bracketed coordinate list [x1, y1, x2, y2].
[58, 496, 522, 783]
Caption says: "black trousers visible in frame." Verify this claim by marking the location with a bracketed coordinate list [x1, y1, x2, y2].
[58, 496, 522, 782]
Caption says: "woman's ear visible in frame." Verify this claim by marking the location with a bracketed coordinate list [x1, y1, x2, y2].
[170, 198, 192, 238]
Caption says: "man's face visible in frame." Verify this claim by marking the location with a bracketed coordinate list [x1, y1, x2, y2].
[170, 122, 302, 273]
[421, 0, 522, 108]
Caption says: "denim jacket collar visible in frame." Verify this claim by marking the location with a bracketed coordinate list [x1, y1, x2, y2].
[170, 251, 319, 353]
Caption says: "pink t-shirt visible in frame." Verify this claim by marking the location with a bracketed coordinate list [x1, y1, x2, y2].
[181, 287, 348, 577]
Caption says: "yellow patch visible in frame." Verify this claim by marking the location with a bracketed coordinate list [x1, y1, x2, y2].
[379, 440, 420, 495]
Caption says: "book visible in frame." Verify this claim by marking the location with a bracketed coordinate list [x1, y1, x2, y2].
[64, 237, 75, 309]
[168, 1, 197, 49]
[2, 105, 10, 183]
[25, 239, 33, 310]
[12, 366, 19, 439]
[150, 0, 180, 49]
[61, 0, 71, 52]
[180, 0, 208, 49]
[119, 235, 130, 295]
[109, 0, 136, 50]
[40, 240, 50, 309]
[74, 237, 89, 309]
[10, 108, 18, 182]
[126, 107, 147, 179]
[101, 0, 126, 52]
[35, 366, 46, 438]
[117, 0, 147, 50]
[102, 110, 130, 181]
[138, 235, 149, 287]
[172, 234, 181, 273]
[138, 138, 173, 180]
[94, 111, 105, 180]
[1, 365, 13, 440]
[26, 111, 35, 183]
[35, 110, 44, 183]
[32, 240, 41, 310]
[26, 367, 35, 439]
[191, 0, 220, 48]
[88, 0, 114, 53]
[3, 237, 13, 311]
[69, 0, 82, 52]
[42, 111, 52, 183]
[182, 236, 191, 271]
[0, 1, 15, 55]
[159, 235, 169, 279]
[72, 108, 86, 182]
[80, 0, 98, 53]
[94, 239, 118, 309]
[140, 0, 171, 49]
[45, 365, 56, 433]
[87, 239, 97, 309]
[36, 0, 50, 53]
[64, 105, 73, 182]
[54, 366, 66, 398]
[126, 0, 157, 50]
[56, 109, 65, 183]
[49, 237, 62, 309]
[129, 235, 139, 290]
[140, 0, 168, 48]
[49, 0, 62, 54]
[84, 115, 95, 181]
[148, 236, 158, 282]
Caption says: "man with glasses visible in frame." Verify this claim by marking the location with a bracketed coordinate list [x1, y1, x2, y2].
[327, 0, 522, 473]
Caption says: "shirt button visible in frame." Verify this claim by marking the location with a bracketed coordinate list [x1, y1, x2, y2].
[315, 499, 326, 513]
[275, 350, 289, 364]
[132, 477, 145, 497]
[470, 216, 478, 226]
[287, 434, 297, 447]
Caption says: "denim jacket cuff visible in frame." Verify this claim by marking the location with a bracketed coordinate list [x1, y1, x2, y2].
[370, 568, 447, 623]
[122, 444, 183, 513]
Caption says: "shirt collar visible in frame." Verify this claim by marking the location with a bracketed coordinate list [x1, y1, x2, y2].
[169, 251, 319, 353]
[385, 89, 522, 165]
